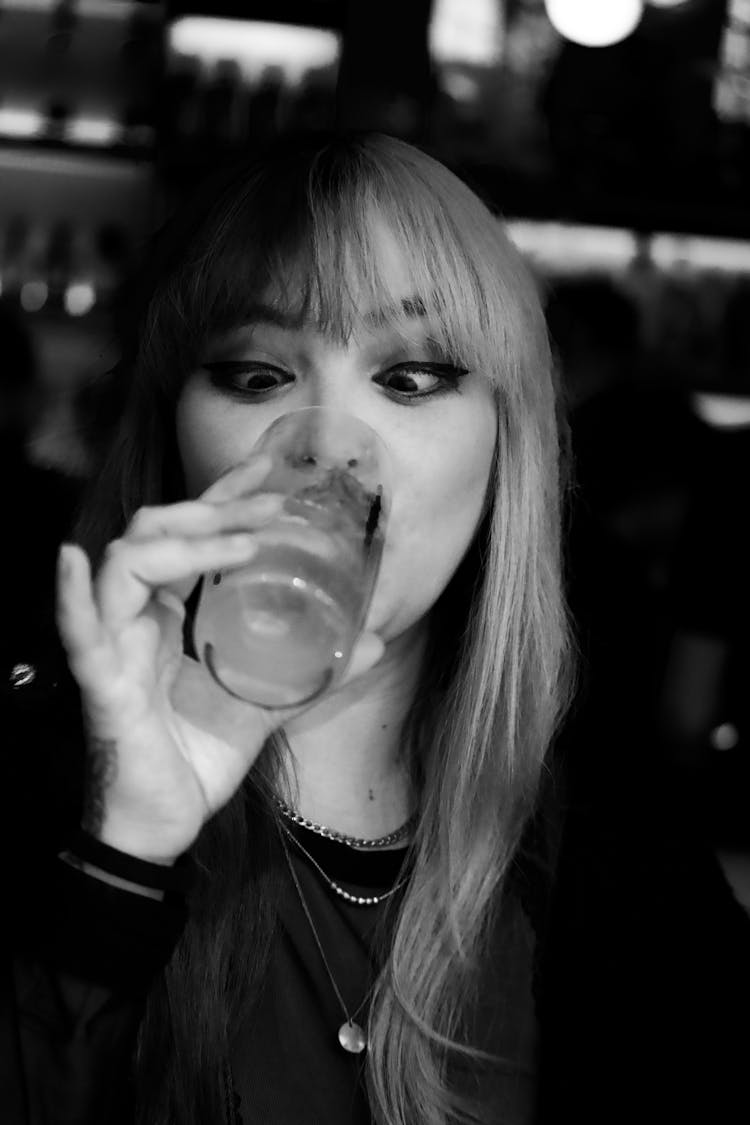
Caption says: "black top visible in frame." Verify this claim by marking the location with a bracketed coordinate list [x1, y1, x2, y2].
[235, 826, 408, 1124]
[232, 822, 537, 1124]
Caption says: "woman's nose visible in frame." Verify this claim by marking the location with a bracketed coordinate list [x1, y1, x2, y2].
[285, 405, 368, 470]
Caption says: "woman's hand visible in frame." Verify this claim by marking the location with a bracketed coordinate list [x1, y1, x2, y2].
[56, 454, 385, 864]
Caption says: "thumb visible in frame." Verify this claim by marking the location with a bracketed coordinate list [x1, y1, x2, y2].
[339, 630, 386, 686]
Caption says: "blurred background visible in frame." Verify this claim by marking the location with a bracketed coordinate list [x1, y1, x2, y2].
[1, 0, 748, 903]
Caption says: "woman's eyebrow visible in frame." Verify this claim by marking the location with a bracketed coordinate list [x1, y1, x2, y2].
[364, 296, 427, 328]
[239, 303, 307, 331]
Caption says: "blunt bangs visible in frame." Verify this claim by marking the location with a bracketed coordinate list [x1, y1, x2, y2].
[149, 135, 548, 408]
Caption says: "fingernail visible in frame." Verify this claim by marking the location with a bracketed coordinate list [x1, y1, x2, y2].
[154, 589, 185, 618]
[228, 534, 258, 551]
[58, 543, 74, 577]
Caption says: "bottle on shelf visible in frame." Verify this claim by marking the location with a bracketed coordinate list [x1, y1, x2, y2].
[246, 66, 284, 143]
[46, 220, 73, 311]
[203, 59, 246, 148]
[96, 222, 128, 308]
[0, 215, 30, 300]
[165, 57, 204, 146]
[18, 222, 51, 314]
[63, 226, 97, 318]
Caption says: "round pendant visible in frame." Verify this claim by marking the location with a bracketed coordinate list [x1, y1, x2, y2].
[338, 1021, 367, 1053]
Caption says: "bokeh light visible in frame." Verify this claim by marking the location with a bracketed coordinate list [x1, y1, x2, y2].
[544, 0, 644, 47]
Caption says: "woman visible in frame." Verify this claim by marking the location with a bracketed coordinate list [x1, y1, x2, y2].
[3, 132, 748, 1125]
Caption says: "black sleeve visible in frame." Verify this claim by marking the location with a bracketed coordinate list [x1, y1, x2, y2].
[4, 860, 187, 1125]
[0, 618, 187, 1125]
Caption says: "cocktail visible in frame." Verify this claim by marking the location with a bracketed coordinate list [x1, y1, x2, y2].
[192, 408, 390, 708]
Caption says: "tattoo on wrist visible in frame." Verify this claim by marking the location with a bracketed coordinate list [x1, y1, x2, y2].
[82, 735, 118, 836]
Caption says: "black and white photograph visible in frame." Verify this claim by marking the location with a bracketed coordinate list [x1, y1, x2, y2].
[1, 2, 749, 1123]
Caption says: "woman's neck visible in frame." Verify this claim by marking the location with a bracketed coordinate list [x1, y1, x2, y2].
[278, 624, 426, 840]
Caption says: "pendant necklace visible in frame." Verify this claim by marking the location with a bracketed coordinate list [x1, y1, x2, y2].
[279, 827, 386, 1054]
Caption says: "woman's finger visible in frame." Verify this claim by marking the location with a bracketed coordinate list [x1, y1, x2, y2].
[152, 587, 187, 622]
[126, 493, 284, 542]
[56, 543, 104, 658]
[95, 534, 260, 630]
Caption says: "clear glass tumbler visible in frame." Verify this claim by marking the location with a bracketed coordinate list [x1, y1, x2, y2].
[192, 407, 391, 709]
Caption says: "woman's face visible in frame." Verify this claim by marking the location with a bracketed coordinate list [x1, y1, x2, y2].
[175, 234, 498, 643]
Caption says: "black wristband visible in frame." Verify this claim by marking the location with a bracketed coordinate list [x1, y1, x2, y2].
[68, 828, 197, 896]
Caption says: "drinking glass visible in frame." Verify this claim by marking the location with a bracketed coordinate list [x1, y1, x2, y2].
[192, 407, 391, 708]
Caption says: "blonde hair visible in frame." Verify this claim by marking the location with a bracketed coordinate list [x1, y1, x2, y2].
[77, 132, 574, 1125]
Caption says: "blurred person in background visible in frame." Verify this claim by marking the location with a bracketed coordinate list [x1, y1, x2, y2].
[1, 134, 749, 1125]
[659, 279, 750, 855]
[544, 279, 680, 790]
[546, 277, 699, 597]
[0, 297, 80, 656]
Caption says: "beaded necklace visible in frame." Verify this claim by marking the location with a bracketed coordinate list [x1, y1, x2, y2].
[280, 823, 409, 906]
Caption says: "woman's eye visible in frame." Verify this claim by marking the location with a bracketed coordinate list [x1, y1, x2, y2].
[376, 363, 468, 400]
[201, 360, 469, 401]
[202, 362, 290, 394]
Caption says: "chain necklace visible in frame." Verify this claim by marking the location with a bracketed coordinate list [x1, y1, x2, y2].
[273, 796, 416, 849]
[279, 828, 371, 1054]
[281, 823, 409, 907]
